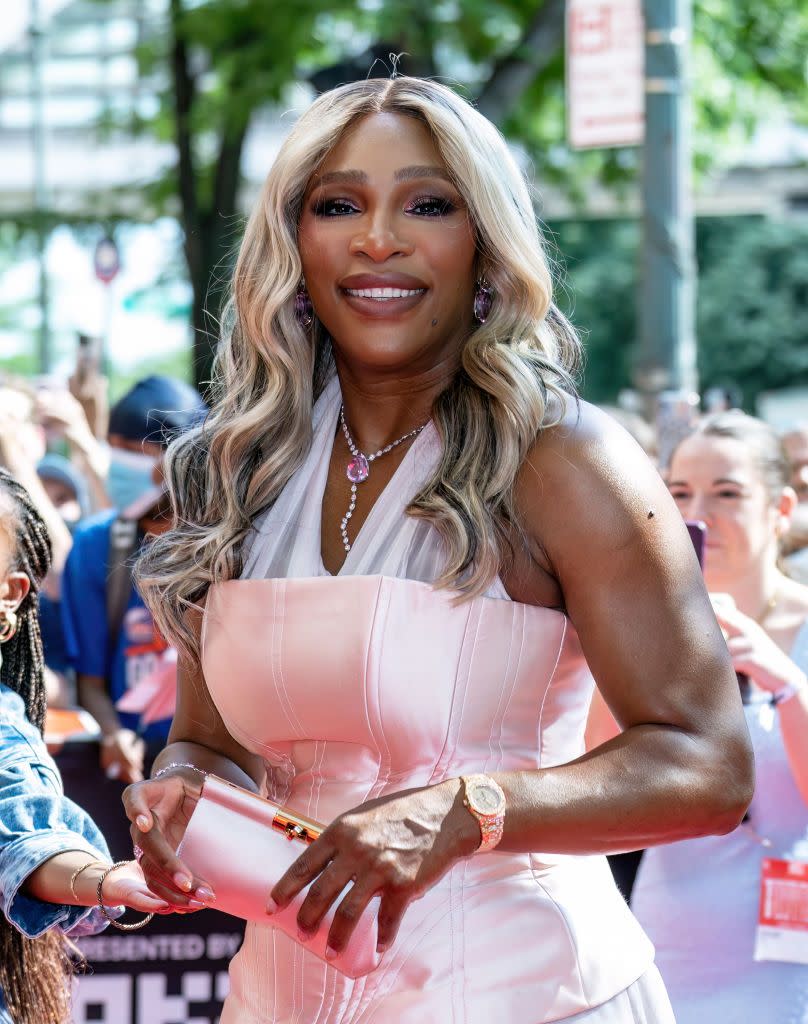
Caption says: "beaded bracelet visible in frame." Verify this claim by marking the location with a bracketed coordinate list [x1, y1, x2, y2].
[153, 761, 209, 781]
[96, 861, 154, 932]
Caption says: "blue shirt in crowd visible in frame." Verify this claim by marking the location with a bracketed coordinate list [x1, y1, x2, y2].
[61, 510, 171, 743]
[0, 683, 111, 1022]
[38, 591, 71, 674]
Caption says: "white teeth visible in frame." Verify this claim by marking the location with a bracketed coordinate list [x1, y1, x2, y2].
[345, 287, 424, 300]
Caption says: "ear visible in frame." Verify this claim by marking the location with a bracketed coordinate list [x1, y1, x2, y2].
[775, 486, 798, 538]
[0, 571, 30, 612]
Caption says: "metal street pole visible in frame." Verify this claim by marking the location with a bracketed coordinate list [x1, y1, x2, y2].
[30, 0, 50, 374]
[635, 0, 696, 407]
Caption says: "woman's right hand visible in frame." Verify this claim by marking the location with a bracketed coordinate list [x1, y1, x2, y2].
[122, 768, 215, 910]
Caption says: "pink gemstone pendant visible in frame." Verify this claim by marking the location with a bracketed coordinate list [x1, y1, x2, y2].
[346, 454, 369, 483]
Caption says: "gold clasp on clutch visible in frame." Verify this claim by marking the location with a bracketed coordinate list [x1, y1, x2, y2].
[272, 808, 323, 845]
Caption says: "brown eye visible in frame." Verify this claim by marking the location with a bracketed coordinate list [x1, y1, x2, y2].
[405, 196, 456, 217]
[313, 198, 360, 217]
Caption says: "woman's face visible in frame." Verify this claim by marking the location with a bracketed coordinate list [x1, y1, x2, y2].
[298, 112, 478, 380]
[667, 434, 784, 587]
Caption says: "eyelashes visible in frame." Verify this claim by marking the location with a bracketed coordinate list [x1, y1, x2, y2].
[313, 198, 359, 216]
[311, 195, 458, 218]
[406, 196, 458, 216]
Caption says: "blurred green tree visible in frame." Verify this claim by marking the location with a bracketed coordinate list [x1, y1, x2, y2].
[696, 218, 808, 409]
[548, 216, 808, 409]
[91, 0, 807, 390]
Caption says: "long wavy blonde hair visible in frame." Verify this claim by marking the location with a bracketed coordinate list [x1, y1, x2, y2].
[136, 76, 582, 665]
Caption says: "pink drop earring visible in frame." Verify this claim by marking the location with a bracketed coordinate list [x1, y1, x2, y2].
[294, 282, 313, 328]
[473, 278, 493, 324]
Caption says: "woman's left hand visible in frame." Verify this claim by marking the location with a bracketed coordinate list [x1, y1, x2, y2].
[268, 779, 480, 956]
[711, 595, 805, 696]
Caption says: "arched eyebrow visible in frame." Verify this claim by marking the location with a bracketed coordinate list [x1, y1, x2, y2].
[314, 165, 453, 187]
[394, 165, 452, 183]
[315, 170, 367, 187]
[667, 477, 748, 488]
[712, 477, 748, 487]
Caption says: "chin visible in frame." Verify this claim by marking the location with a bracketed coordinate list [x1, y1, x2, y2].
[333, 333, 440, 373]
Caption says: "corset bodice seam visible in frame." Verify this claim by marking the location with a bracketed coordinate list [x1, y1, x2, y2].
[538, 616, 569, 768]
[488, 600, 526, 775]
[427, 599, 481, 786]
[364, 578, 392, 805]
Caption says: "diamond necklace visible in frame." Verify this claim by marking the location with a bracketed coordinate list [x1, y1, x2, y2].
[338, 404, 427, 553]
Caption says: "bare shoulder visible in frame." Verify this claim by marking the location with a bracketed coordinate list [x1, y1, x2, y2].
[508, 396, 736, 735]
[514, 396, 683, 577]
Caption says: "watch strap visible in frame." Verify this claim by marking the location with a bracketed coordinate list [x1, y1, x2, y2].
[461, 774, 506, 854]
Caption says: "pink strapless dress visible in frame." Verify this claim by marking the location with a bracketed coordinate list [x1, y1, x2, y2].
[202, 376, 674, 1023]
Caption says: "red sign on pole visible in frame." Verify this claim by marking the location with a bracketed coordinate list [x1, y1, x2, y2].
[566, 0, 644, 150]
[94, 236, 120, 284]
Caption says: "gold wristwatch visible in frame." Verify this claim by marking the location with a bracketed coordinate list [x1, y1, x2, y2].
[461, 774, 506, 853]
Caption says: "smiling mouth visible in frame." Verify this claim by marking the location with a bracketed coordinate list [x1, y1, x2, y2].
[343, 287, 426, 301]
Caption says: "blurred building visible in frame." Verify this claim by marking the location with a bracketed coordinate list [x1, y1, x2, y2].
[0, 0, 292, 220]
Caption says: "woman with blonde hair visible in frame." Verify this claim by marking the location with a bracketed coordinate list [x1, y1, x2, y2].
[632, 410, 808, 1023]
[124, 76, 752, 1022]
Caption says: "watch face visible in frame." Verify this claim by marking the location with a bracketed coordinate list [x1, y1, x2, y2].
[470, 783, 502, 814]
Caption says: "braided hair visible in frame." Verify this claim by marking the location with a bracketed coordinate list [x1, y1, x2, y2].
[0, 468, 72, 1024]
[0, 468, 51, 729]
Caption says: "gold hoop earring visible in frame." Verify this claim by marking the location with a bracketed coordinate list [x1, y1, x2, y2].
[0, 609, 18, 644]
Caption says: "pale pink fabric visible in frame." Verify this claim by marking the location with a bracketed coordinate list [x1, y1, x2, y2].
[201, 376, 671, 1023]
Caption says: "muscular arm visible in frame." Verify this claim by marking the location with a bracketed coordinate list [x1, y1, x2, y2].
[152, 604, 265, 790]
[152, 656, 265, 791]
[494, 400, 754, 854]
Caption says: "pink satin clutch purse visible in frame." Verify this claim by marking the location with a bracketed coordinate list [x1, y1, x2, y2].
[176, 774, 382, 977]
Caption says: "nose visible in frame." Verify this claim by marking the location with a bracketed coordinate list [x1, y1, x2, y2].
[684, 493, 712, 526]
[349, 210, 413, 262]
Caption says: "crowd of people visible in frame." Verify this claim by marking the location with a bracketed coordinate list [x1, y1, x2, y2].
[0, 73, 805, 1024]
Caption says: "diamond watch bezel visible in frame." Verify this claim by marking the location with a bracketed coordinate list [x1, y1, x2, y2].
[468, 781, 505, 815]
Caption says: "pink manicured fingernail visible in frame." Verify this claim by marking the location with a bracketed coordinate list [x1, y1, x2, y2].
[266, 897, 278, 915]
[174, 872, 192, 891]
[136, 815, 149, 831]
[188, 899, 206, 909]
[195, 886, 216, 902]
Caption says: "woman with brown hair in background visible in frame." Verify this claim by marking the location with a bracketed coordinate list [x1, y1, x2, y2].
[632, 411, 808, 1024]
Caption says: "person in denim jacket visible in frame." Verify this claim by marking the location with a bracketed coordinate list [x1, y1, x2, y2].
[0, 469, 167, 1024]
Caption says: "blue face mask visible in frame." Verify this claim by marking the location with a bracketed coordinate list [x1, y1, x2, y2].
[106, 449, 158, 512]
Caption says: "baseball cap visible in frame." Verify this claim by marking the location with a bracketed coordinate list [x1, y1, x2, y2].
[108, 375, 207, 445]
